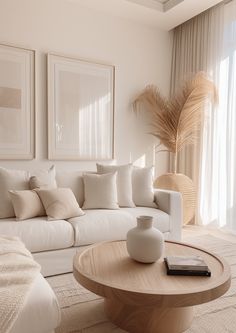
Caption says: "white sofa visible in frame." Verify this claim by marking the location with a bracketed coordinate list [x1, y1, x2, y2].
[0, 170, 183, 277]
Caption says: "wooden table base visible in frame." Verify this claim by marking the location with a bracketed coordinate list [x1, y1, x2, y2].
[104, 299, 194, 333]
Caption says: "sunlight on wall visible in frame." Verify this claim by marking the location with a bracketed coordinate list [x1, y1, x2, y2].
[56, 92, 112, 159]
[132, 154, 146, 167]
[78, 92, 112, 159]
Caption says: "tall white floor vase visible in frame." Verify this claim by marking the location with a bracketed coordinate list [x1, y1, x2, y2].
[126, 216, 164, 263]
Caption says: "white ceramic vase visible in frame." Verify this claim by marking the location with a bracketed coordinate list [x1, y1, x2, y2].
[126, 215, 164, 263]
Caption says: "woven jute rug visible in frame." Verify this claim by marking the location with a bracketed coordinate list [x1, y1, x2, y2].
[47, 234, 236, 333]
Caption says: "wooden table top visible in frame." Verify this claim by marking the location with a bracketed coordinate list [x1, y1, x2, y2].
[73, 240, 231, 307]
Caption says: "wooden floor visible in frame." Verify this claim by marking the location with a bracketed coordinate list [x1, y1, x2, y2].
[182, 225, 236, 244]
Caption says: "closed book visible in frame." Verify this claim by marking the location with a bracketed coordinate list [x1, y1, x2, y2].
[165, 255, 208, 271]
[164, 258, 211, 277]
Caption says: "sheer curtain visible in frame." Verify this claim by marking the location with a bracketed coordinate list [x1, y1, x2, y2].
[200, 0, 236, 231]
[171, 1, 236, 231]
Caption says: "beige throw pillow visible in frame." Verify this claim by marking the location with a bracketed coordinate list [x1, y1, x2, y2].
[132, 167, 157, 207]
[96, 164, 135, 207]
[0, 167, 30, 218]
[9, 190, 45, 220]
[29, 165, 57, 190]
[37, 188, 84, 220]
[83, 173, 119, 210]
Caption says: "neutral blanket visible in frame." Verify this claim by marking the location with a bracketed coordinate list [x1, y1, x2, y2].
[0, 236, 40, 333]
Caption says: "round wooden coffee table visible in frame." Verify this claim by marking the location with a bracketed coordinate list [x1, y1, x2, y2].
[73, 240, 231, 333]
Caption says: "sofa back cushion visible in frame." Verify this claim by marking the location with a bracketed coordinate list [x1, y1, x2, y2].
[56, 171, 84, 207]
[132, 167, 157, 208]
[0, 167, 30, 218]
[97, 163, 135, 208]
[29, 165, 57, 190]
[82, 172, 119, 210]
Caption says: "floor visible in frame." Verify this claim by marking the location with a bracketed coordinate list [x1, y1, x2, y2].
[182, 225, 236, 243]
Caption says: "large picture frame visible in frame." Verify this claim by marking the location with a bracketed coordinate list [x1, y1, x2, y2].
[47, 53, 114, 160]
[0, 44, 35, 159]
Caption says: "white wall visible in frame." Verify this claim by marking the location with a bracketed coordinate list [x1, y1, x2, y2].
[0, 0, 172, 175]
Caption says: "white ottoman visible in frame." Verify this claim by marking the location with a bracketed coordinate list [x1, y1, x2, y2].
[9, 273, 61, 333]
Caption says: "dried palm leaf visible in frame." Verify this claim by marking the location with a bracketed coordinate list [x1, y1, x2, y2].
[133, 72, 218, 172]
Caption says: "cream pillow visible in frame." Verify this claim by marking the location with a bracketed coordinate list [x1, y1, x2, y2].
[29, 165, 57, 190]
[83, 172, 119, 210]
[0, 167, 30, 218]
[132, 167, 157, 208]
[9, 190, 45, 220]
[37, 188, 84, 220]
[96, 164, 135, 207]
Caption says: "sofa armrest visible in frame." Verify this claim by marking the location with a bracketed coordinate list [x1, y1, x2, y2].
[154, 189, 183, 241]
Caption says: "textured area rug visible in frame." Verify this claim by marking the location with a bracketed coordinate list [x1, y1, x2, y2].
[47, 235, 236, 332]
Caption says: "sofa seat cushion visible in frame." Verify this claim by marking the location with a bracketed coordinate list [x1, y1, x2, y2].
[9, 273, 61, 333]
[0, 217, 74, 253]
[68, 208, 170, 246]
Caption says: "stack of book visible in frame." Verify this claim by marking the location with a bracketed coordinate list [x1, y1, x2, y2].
[164, 255, 211, 276]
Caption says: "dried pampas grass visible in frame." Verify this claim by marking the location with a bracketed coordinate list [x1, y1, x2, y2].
[133, 72, 218, 173]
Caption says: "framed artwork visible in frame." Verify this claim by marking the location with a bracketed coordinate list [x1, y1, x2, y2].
[0, 44, 35, 159]
[47, 53, 114, 160]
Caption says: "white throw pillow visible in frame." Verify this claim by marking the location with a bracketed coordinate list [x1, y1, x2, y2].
[132, 167, 157, 208]
[9, 190, 45, 220]
[29, 165, 57, 190]
[56, 170, 84, 207]
[83, 173, 119, 210]
[0, 167, 30, 218]
[96, 164, 135, 207]
[37, 188, 84, 220]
